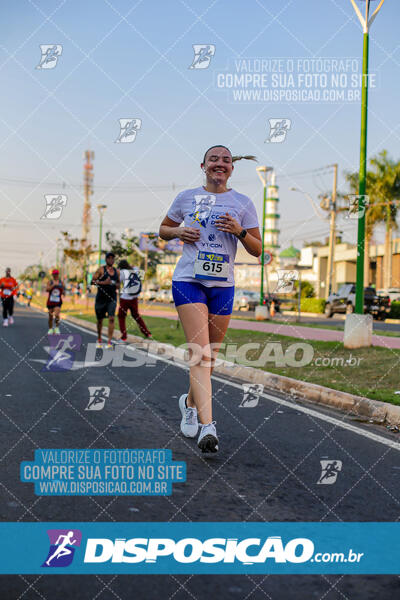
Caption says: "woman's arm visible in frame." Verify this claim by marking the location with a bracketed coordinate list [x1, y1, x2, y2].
[215, 213, 262, 257]
[159, 216, 200, 244]
[238, 226, 262, 257]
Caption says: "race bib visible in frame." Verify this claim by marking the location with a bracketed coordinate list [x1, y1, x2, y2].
[193, 251, 229, 281]
[3, 289, 11, 296]
[50, 289, 61, 303]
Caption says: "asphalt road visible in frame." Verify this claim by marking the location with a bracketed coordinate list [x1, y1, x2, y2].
[1, 305, 400, 599]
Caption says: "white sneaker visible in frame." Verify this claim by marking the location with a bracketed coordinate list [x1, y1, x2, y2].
[48, 328, 53, 334]
[179, 394, 198, 438]
[197, 421, 219, 453]
[53, 326, 60, 334]
[8, 316, 14, 325]
[3, 319, 8, 327]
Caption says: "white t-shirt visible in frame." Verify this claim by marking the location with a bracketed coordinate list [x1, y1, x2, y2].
[120, 268, 142, 299]
[167, 187, 259, 287]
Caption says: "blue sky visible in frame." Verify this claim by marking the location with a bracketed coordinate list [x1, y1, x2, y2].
[1, 0, 399, 271]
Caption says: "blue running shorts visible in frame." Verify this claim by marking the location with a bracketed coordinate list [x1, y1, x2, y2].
[172, 281, 234, 315]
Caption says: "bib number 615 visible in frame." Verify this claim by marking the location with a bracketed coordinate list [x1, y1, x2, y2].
[203, 262, 222, 273]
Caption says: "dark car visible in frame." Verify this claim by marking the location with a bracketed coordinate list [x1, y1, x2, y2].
[233, 290, 259, 311]
[325, 284, 391, 320]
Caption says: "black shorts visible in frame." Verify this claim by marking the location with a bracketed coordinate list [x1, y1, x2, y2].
[95, 299, 117, 320]
[47, 302, 62, 309]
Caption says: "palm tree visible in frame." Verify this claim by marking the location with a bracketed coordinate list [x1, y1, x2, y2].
[368, 151, 400, 288]
[345, 151, 400, 288]
[344, 170, 381, 285]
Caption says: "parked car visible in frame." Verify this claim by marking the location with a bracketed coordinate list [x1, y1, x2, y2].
[233, 289, 258, 311]
[377, 288, 400, 303]
[325, 284, 391, 320]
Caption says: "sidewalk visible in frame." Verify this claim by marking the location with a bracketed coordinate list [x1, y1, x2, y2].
[141, 308, 400, 349]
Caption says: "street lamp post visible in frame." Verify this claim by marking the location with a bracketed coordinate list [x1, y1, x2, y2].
[256, 166, 273, 315]
[349, 0, 385, 313]
[344, 0, 385, 349]
[97, 204, 107, 267]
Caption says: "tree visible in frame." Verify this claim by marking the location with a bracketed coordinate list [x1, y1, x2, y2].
[105, 231, 164, 280]
[345, 151, 400, 288]
[61, 232, 95, 281]
[19, 264, 42, 281]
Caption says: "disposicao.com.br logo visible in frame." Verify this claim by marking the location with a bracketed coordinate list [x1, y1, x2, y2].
[82, 536, 362, 566]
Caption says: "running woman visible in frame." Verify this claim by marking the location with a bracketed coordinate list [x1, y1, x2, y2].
[92, 252, 120, 349]
[46, 269, 64, 334]
[159, 145, 262, 453]
[0, 268, 18, 326]
[25, 282, 33, 307]
[117, 259, 152, 341]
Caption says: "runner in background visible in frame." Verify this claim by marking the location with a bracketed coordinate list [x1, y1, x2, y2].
[25, 284, 33, 307]
[92, 252, 120, 349]
[117, 259, 152, 342]
[159, 145, 261, 453]
[0, 267, 18, 326]
[46, 269, 64, 334]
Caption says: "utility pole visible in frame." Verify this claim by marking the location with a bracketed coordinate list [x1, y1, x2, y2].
[82, 150, 94, 291]
[326, 163, 338, 298]
[97, 205, 107, 267]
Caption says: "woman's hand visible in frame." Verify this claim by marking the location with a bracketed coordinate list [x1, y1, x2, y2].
[215, 212, 241, 236]
[177, 227, 201, 244]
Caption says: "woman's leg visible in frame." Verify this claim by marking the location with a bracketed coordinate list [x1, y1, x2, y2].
[48, 308, 54, 329]
[208, 313, 231, 375]
[176, 302, 212, 425]
[118, 299, 128, 339]
[53, 306, 61, 326]
[131, 298, 152, 337]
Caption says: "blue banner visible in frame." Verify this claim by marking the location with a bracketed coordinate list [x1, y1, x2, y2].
[20, 449, 186, 496]
[0, 522, 399, 574]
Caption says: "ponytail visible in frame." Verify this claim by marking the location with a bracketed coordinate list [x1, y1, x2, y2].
[231, 154, 257, 163]
[202, 145, 257, 164]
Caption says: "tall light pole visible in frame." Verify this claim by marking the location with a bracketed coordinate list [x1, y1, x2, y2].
[350, 0, 385, 313]
[97, 204, 107, 267]
[256, 166, 273, 308]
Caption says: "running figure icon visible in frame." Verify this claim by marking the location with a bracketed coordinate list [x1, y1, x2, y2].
[44, 334, 81, 372]
[42, 529, 82, 567]
[45, 531, 77, 566]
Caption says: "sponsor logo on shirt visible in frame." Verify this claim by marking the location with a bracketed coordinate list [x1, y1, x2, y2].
[189, 195, 216, 228]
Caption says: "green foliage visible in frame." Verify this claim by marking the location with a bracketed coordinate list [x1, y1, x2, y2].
[293, 280, 316, 298]
[300, 298, 326, 313]
[105, 231, 163, 280]
[389, 301, 400, 319]
[344, 150, 400, 235]
[18, 264, 42, 281]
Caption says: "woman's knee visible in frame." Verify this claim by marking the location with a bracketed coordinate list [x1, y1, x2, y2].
[183, 342, 212, 367]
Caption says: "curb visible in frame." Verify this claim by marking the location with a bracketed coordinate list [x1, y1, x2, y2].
[61, 314, 400, 428]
